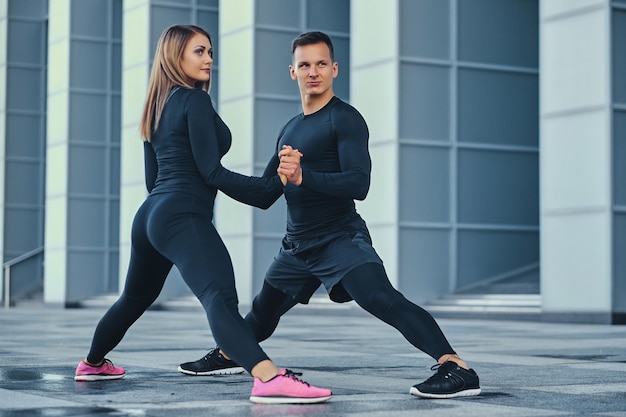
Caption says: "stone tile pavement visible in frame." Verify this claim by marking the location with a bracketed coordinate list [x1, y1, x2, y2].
[1, 301, 625, 416]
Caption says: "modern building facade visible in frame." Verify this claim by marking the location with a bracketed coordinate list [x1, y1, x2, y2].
[0, 0, 624, 324]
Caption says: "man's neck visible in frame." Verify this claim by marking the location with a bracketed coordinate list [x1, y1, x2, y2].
[301, 91, 334, 115]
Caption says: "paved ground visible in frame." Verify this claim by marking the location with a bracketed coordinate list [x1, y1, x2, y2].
[1, 300, 625, 416]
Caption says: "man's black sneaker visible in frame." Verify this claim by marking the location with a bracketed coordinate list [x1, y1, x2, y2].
[410, 361, 481, 399]
[178, 347, 245, 376]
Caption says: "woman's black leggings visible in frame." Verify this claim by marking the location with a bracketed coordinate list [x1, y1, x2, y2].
[86, 193, 268, 372]
[245, 262, 455, 361]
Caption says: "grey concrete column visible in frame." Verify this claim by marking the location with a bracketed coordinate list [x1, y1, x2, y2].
[216, 0, 258, 303]
[44, 0, 71, 305]
[119, 1, 151, 294]
[540, 0, 614, 322]
[350, 0, 401, 288]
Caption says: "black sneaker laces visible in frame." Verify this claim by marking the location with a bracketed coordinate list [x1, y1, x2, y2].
[282, 369, 310, 386]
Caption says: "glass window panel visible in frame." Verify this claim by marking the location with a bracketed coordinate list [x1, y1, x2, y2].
[399, 228, 450, 302]
[614, 213, 626, 310]
[8, 21, 44, 65]
[8, 0, 47, 18]
[198, 0, 219, 6]
[109, 200, 120, 248]
[67, 252, 106, 299]
[198, 10, 219, 60]
[72, 0, 109, 37]
[458, 68, 538, 147]
[113, 0, 123, 38]
[112, 43, 122, 91]
[399, 145, 450, 223]
[70, 93, 107, 143]
[68, 199, 106, 247]
[5, 160, 41, 205]
[70, 40, 108, 90]
[254, 200, 287, 234]
[253, 236, 284, 293]
[110, 147, 121, 195]
[3, 256, 42, 295]
[614, 112, 626, 205]
[307, 0, 350, 33]
[457, 229, 539, 288]
[458, 0, 538, 68]
[151, 7, 191, 53]
[111, 96, 121, 144]
[6, 114, 44, 159]
[613, 10, 626, 104]
[400, 63, 450, 140]
[7, 67, 43, 112]
[107, 252, 120, 292]
[4, 208, 41, 252]
[69, 145, 107, 194]
[254, 98, 301, 162]
[332, 36, 350, 101]
[255, 30, 301, 95]
[256, 0, 300, 27]
[400, 0, 449, 60]
[458, 149, 539, 225]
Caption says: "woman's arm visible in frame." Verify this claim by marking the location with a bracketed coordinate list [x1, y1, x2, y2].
[186, 90, 284, 209]
[143, 141, 158, 193]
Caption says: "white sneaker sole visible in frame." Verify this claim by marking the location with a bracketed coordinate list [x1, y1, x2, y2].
[74, 373, 126, 381]
[409, 386, 481, 399]
[249, 395, 332, 404]
[177, 365, 245, 376]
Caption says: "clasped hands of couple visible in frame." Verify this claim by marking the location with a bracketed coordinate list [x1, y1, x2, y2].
[277, 145, 303, 186]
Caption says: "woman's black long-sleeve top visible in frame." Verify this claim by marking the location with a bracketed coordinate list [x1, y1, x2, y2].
[143, 87, 284, 211]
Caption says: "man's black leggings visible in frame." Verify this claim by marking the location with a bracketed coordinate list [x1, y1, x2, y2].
[244, 262, 455, 361]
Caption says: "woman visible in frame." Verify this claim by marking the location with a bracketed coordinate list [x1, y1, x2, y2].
[73, 24, 331, 405]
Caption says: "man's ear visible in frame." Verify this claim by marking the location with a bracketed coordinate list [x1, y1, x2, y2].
[333, 62, 338, 78]
[289, 65, 297, 80]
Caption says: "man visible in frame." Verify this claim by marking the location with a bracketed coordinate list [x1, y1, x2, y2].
[179, 31, 481, 399]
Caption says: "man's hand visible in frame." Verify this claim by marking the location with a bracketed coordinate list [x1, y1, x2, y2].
[278, 145, 303, 186]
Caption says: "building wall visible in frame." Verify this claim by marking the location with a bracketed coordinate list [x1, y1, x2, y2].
[44, 0, 122, 305]
[352, 0, 539, 303]
[1, 0, 624, 323]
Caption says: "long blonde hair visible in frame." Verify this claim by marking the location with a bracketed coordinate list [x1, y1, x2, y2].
[140, 24, 213, 141]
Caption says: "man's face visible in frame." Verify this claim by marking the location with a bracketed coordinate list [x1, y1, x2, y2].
[289, 42, 338, 98]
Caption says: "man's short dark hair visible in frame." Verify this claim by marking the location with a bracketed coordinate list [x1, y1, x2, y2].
[291, 31, 335, 61]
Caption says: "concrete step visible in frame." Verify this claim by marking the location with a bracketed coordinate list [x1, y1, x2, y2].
[424, 294, 541, 320]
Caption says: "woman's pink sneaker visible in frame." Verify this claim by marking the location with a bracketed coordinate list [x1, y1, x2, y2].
[249, 368, 332, 404]
[74, 359, 126, 381]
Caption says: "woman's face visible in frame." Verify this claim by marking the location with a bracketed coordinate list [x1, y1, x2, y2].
[181, 32, 213, 83]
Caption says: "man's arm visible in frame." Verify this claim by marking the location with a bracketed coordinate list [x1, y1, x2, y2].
[294, 105, 371, 200]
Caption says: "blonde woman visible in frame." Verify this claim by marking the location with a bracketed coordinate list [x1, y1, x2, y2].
[74, 24, 331, 404]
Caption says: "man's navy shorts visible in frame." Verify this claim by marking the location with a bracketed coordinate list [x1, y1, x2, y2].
[265, 215, 383, 303]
